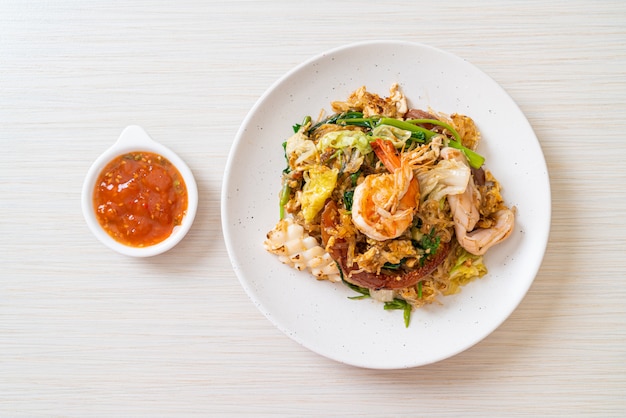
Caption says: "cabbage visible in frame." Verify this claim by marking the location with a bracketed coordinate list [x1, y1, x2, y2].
[371, 124, 412, 147]
[445, 249, 487, 295]
[417, 158, 470, 202]
[301, 165, 338, 223]
[343, 149, 364, 174]
[317, 130, 372, 155]
[286, 130, 318, 171]
[369, 288, 395, 302]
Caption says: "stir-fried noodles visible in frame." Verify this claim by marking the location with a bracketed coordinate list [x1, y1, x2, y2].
[264, 84, 515, 327]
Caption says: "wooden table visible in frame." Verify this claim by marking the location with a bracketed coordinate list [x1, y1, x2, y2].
[2, 1, 625, 415]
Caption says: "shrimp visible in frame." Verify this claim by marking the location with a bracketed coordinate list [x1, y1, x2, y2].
[351, 138, 419, 241]
[441, 148, 514, 255]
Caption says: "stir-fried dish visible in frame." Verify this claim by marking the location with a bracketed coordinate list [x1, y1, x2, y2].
[264, 84, 515, 327]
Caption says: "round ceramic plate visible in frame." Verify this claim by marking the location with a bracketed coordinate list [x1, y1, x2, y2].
[221, 41, 550, 369]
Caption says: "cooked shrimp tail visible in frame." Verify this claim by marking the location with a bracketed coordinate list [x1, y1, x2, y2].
[351, 139, 420, 241]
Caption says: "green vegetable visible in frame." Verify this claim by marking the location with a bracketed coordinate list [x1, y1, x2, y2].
[409, 130, 427, 144]
[310, 111, 365, 132]
[337, 261, 413, 327]
[371, 124, 413, 147]
[383, 261, 402, 270]
[378, 117, 437, 142]
[349, 171, 360, 186]
[279, 182, 290, 220]
[335, 114, 485, 168]
[347, 288, 370, 300]
[343, 190, 354, 211]
[446, 140, 485, 169]
[336, 264, 371, 300]
[405, 119, 485, 168]
[405, 118, 461, 141]
[420, 227, 441, 255]
[335, 115, 373, 128]
[292, 115, 312, 133]
[446, 248, 487, 295]
[384, 298, 412, 328]
[281, 141, 290, 174]
[317, 130, 372, 155]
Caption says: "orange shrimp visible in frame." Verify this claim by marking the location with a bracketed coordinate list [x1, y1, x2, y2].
[351, 138, 420, 241]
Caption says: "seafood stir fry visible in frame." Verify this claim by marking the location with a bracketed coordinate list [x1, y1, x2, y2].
[264, 85, 515, 326]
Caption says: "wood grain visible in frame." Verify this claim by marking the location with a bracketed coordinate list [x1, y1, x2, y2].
[1, 0, 625, 416]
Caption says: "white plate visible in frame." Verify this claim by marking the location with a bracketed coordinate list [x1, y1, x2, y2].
[221, 41, 550, 369]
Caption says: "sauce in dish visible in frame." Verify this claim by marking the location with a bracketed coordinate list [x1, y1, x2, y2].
[93, 151, 188, 247]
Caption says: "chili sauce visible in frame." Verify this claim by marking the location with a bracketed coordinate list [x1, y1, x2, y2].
[93, 152, 188, 247]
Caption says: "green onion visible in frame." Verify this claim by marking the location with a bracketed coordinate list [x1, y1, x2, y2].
[293, 115, 312, 133]
[281, 141, 291, 174]
[378, 117, 437, 141]
[446, 141, 485, 169]
[310, 111, 364, 132]
[383, 261, 402, 270]
[338, 260, 412, 327]
[404, 304, 412, 327]
[420, 227, 441, 255]
[279, 183, 290, 220]
[336, 262, 371, 300]
[405, 118, 485, 168]
[345, 281, 370, 300]
[418, 281, 423, 299]
[334, 112, 376, 129]
[384, 299, 412, 328]
[325, 113, 485, 168]
[349, 171, 360, 187]
[343, 190, 354, 211]
[405, 118, 461, 141]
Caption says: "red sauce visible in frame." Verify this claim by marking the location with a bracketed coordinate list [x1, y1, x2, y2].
[93, 151, 188, 247]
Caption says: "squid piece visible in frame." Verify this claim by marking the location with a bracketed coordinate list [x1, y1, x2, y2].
[264, 217, 341, 282]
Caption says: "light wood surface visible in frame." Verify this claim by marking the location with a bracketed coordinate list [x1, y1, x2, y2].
[2, 1, 625, 416]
